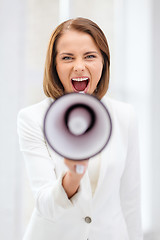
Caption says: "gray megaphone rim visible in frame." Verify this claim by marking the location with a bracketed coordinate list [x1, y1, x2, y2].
[43, 93, 112, 160]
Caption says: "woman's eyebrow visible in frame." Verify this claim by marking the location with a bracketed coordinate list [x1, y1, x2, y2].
[84, 51, 99, 55]
[60, 53, 74, 56]
[60, 51, 99, 56]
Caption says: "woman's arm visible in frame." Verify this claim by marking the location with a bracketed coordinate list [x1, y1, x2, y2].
[17, 107, 86, 221]
[120, 107, 143, 240]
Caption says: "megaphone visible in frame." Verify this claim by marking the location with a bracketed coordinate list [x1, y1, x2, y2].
[44, 93, 112, 161]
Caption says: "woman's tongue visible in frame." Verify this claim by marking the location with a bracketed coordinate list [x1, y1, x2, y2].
[72, 80, 88, 91]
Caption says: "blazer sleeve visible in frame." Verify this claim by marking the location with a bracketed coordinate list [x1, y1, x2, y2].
[120, 107, 143, 240]
[17, 108, 81, 221]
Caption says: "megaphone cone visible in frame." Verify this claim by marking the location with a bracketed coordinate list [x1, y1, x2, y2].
[44, 93, 112, 160]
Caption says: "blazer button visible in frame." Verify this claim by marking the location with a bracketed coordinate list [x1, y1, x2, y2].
[85, 216, 92, 223]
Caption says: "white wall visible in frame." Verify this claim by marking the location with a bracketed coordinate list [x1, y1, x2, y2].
[150, 0, 160, 238]
[0, 0, 26, 239]
[113, 0, 160, 239]
[113, 0, 152, 236]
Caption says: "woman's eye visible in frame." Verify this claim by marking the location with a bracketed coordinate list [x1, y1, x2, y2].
[86, 55, 96, 59]
[62, 56, 72, 60]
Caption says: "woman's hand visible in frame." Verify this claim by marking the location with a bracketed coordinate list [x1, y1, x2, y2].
[62, 158, 89, 199]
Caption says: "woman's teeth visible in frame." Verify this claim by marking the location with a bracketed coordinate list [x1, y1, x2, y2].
[72, 77, 89, 82]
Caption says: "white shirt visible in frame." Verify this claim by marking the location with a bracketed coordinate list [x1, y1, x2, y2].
[17, 95, 143, 240]
[88, 154, 101, 196]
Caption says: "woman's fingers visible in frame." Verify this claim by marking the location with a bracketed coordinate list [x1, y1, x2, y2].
[75, 165, 85, 174]
[64, 158, 89, 175]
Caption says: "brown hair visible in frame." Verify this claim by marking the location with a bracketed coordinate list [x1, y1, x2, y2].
[43, 17, 110, 100]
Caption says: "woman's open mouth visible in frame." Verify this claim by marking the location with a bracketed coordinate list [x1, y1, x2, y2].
[71, 77, 89, 93]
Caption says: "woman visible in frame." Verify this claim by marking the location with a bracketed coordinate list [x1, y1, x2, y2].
[17, 18, 143, 240]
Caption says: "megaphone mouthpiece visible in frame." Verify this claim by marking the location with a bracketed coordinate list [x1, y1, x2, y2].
[65, 104, 95, 136]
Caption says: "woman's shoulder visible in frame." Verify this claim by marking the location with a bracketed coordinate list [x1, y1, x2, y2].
[102, 95, 133, 112]
[17, 97, 53, 123]
[102, 95, 137, 125]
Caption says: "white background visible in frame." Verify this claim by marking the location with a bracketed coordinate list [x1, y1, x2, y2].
[0, 0, 160, 239]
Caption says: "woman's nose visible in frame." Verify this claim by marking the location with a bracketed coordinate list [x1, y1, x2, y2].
[73, 60, 85, 72]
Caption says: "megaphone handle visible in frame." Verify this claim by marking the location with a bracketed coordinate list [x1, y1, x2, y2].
[75, 165, 85, 174]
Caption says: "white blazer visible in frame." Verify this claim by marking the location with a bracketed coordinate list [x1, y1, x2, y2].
[17, 95, 143, 240]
